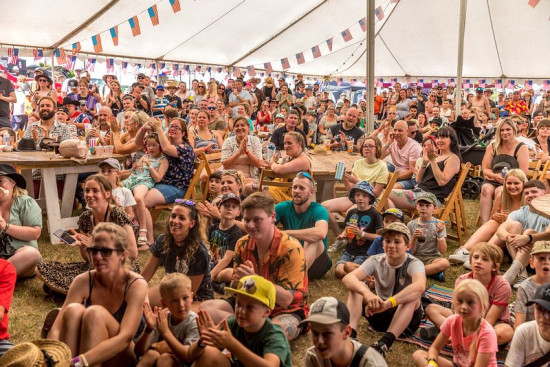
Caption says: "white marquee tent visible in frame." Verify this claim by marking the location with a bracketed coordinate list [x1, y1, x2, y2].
[1, 0, 550, 79]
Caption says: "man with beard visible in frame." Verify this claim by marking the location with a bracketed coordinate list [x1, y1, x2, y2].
[328, 107, 364, 152]
[275, 172, 332, 281]
[24, 96, 71, 146]
[86, 106, 113, 145]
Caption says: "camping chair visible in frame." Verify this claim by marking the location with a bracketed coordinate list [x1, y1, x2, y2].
[376, 172, 399, 212]
[150, 159, 206, 223]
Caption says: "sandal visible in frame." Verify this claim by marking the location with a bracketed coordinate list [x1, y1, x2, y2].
[137, 229, 149, 251]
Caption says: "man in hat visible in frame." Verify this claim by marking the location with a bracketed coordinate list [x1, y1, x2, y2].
[506, 283, 550, 366]
[294, 83, 306, 99]
[130, 82, 150, 113]
[249, 78, 265, 108]
[62, 97, 89, 136]
[137, 73, 155, 105]
[505, 90, 529, 115]
[301, 297, 387, 366]
[65, 79, 79, 100]
[0, 72, 16, 128]
[471, 87, 491, 116]
[164, 80, 183, 110]
[23, 96, 71, 145]
[152, 85, 170, 119]
[275, 172, 332, 281]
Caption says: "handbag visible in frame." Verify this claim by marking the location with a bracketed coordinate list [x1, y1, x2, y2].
[59, 139, 88, 159]
[0, 232, 16, 259]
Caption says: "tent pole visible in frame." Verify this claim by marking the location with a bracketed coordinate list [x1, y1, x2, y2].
[455, 0, 468, 117]
[51, 51, 55, 83]
[366, 0, 375, 132]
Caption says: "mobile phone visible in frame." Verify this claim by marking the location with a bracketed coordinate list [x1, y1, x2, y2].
[53, 229, 76, 245]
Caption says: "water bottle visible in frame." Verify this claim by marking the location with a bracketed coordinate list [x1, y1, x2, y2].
[501, 166, 508, 178]
[2, 132, 9, 146]
[266, 142, 276, 161]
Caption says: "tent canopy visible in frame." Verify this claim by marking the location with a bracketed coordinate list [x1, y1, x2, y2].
[1, 0, 549, 78]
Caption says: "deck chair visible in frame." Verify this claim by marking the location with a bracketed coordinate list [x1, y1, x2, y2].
[537, 160, 550, 181]
[402, 162, 472, 246]
[201, 151, 223, 200]
[527, 160, 542, 180]
[376, 172, 399, 212]
[150, 159, 206, 223]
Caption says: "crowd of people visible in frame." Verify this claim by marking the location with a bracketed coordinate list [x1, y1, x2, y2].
[0, 66, 550, 366]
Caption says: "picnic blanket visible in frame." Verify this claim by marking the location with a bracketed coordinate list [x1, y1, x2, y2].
[397, 284, 512, 366]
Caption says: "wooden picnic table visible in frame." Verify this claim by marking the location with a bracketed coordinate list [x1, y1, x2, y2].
[310, 150, 360, 202]
[530, 194, 550, 220]
[0, 151, 126, 244]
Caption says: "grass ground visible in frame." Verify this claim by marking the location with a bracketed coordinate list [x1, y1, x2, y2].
[9, 198, 502, 366]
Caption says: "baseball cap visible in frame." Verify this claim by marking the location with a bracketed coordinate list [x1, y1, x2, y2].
[275, 113, 285, 120]
[476, 87, 484, 93]
[349, 181, 375, 203]
[382, 208, 404, 221]
[430, 117, 443, 126]
[132, 82, 144, 89]
[98, 158, 122, 171]
[68, 79, 78, 88]
[225, 275, 276, 310]
[137, 73, 146, 78]
[526, 283, 550, 311]
[531, 241, 550, 255]
[415, 192, 438, 205]
[379, 222, 411, 242]
[156, 85, 165, 90]
[298, 297, 350, 326]
[218, 192, 241, 207]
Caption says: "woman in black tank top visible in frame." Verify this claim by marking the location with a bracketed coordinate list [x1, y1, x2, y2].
[47, 223, 147, 366]
[479, 118, 529, 224]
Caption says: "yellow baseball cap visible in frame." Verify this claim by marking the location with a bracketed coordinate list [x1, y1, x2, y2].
[225, 275, 276, 310]
[531, 241, 550, 255]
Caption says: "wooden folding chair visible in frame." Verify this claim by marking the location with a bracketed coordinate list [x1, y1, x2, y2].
[537, 160, 550, 181]
[150, 159, 206, 223]
[258, 168, 298, 192]
[201, 152, 223, 200]
[527, 160, 542, 180]
[376, 172, 399, 212]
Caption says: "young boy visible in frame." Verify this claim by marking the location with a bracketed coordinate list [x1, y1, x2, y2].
[343, 222, 426, 358]
[191, 275, 292, 367]
[207, 171, 222, 202]
[407, 192, 450, 282]
[135, 273, 200, 367]
[423, 242, 514, 345]
[334, 181, 383, 279]
[301, 297, 387, 367]
[209, 193, 244, 293]
[506, 284, 550, 366]
[514, 241, 550, 329]
[366, 208, 407, 257]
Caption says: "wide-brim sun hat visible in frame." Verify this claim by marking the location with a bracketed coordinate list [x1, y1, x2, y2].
[0, 164, 26, 189]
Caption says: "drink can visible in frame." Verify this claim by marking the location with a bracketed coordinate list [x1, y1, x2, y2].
[335, 162, 345, 180]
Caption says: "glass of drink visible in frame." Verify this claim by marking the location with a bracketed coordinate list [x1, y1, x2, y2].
[346, 225, 355, 241]
[324, 139, 331, 152]
[417, 224, 427, 243]
[346, 140, 354, 153]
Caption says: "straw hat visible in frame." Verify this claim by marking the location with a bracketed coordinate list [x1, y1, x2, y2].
[0, 340, 71, 367]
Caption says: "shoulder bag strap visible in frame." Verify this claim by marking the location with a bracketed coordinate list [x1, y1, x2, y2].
[350, 344, 369, 367]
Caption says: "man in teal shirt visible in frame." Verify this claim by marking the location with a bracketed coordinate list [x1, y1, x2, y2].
[275, 172, 332, 280]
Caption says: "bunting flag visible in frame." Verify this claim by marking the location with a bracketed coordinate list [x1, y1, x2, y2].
[375, 6, 384, 21]
[71, 42, 81, 56]
[359, 17, 366, 32]
[106, 58, 114, 72]
[448, 78, 455, 86]
[110, 26, 119, 46]
[543, 80, 550, 90]
[326, 37, 333, 51]
[33, 48, 44, 61]
[169, 0, 181, 13]
[92, 34, 103, 53]
[129, 16, 141, 37]
[341, 29, 353, 42]
[85, 58, 96, 72]
[195, 65, 202, 73]
[66, 56, 77, 70]
[391, 0, 399, 3]
[206, 66, 212, 73]
[296, 52, 305, 65]
[495, 79, 502, 88]
[264, 62, 273, 74]
[54, 48, 66, 64]
[136, 63, 142, 69]
[529, 0, 540, 8]
[377, 78, 383, 87]
[217, 67, 223, 73]
[160, 63, 166, 69]
[507, 79, 515, 89]
[232, 67, 241, 77]
[184, 64, 190, 72]
[418, 79, 424, 87]
[7, 48, 18, 65]
[122, 61, 128, 74]
[463, 79, 470, 88]
[280, 57, 290, 70]
[247, 65, 256, 76]
[311, 45, 321, 59]
[172, 63, 179, 76]
[525, 80, 533, 90]
[148, 5, 159, 26]
[479, 79, 486, 88]
[433, 79, 439, 86]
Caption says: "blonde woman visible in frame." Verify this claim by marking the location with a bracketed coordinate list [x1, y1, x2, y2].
[104, 80, 123, 116]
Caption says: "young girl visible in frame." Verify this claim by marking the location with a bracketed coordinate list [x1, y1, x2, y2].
[413, 279, 498, 367]
[122, 133, 168, 247]
[98, 158, 136, 218]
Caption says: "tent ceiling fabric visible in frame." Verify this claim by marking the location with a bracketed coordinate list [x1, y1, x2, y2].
[1, 0, 549, 78]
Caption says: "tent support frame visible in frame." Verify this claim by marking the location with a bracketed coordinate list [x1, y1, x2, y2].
[366, 0, 375, 132]
[455, 0, 468, 117]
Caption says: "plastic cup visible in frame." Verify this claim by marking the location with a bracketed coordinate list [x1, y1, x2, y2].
[346, 140, 354, 153]
[324, 139, 331, 152]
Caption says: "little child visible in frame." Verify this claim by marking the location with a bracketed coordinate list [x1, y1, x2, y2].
[423, 242, 513, 345]
[209, 193, 244, 293]
[301, 297, 387, 366]
[366, 208, 406, 256]
[98, 158, 136, 218]
[122, 133, 168, 247]
[407, 192, 450, 282]
[135, 273, 200, 367]
[190, 275, 292, 366]
[207, 171, 222, 202]
[514, 241, 550, 329]
[334, 181, 383, 279]
[413, 279, 498, 367]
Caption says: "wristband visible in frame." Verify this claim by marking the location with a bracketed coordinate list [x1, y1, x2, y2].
[3, 223, 8, 233]
[197, 337, 206, 349]
[71, 357, 81, 367]
[145, 326, 154, 333]
[79, 355, 89, 367]
[388, 296, 397, 308]
[528, 234, 533, 244]
[428, 359, 438, 367]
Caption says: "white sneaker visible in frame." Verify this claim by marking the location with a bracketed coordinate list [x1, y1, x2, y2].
[463, 260, 472, 270]
[328, 238, 347, 253]
[449, 247, 470, 264]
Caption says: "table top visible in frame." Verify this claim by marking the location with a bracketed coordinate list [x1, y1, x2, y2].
[0, 151, 126, 169]
[310, 150, 359, 176]
[529, 194, 550, 220]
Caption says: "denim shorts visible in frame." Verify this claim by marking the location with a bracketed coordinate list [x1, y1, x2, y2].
[396, 178, 417, 190]
[154, 184, 185, 204]
[336, 250, 368, 266]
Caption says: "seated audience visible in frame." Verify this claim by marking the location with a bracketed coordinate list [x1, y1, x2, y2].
[0, 258, 16, 356]
[270, 109, 307, 150]
[327, 108, 364, 152]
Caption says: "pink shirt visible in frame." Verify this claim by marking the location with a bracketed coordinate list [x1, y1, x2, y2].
[455, 273, 511, 324]
[440, 314, 498, 367]
[388, 138, 422, 173]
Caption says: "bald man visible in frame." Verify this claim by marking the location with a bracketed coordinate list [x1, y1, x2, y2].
[328, 107, 365, 152]
[381, 120, 422, 189]
[87, 106, 113, 145]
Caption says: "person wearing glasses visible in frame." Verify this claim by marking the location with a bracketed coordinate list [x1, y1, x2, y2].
[30, 73, 57, 118]
[193, 82, 208, 106]
[152, 85, 170, 120]
[130, 82, 150, 113]
[137, 73, 155, 106]
[47, 222, 147, 367]
[407, 119, 423, 144]
[206, 100, 226, 131]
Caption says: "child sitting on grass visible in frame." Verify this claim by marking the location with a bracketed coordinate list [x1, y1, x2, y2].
[513, 241, 550, 329]
[343, 222, 426, 358]
[422, 242, 513, 345]
[191, 275, 292, 367]
[207, 171, 222, 202]
[301, 296, 387, 367]
[334, 181, 383, 279]
[366, 208, 406, 257]
[135, 273, 199, 367]
[412, 279, 498, 367]
[407, 192, 450, 282]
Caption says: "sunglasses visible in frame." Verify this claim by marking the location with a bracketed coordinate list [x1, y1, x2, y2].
[87, 246, 122, 257]
[207, 106, 217, 111]
[38, 79, 48, 82]
[175, 199, 195, 207]
[297, 171, 315, 184]
[168, 125, 183, 131]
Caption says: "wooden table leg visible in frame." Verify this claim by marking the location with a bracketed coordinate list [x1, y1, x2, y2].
[316, 178, 336, 202]
[20, 169, 34, 198]
[60, 173, 78, 218]
[42, 169, 62, 244]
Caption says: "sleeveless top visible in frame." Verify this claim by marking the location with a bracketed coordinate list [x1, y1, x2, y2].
[193, 129, 219, 150]
[418, 157, 458, 202]
[489, 142, 524, 179]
